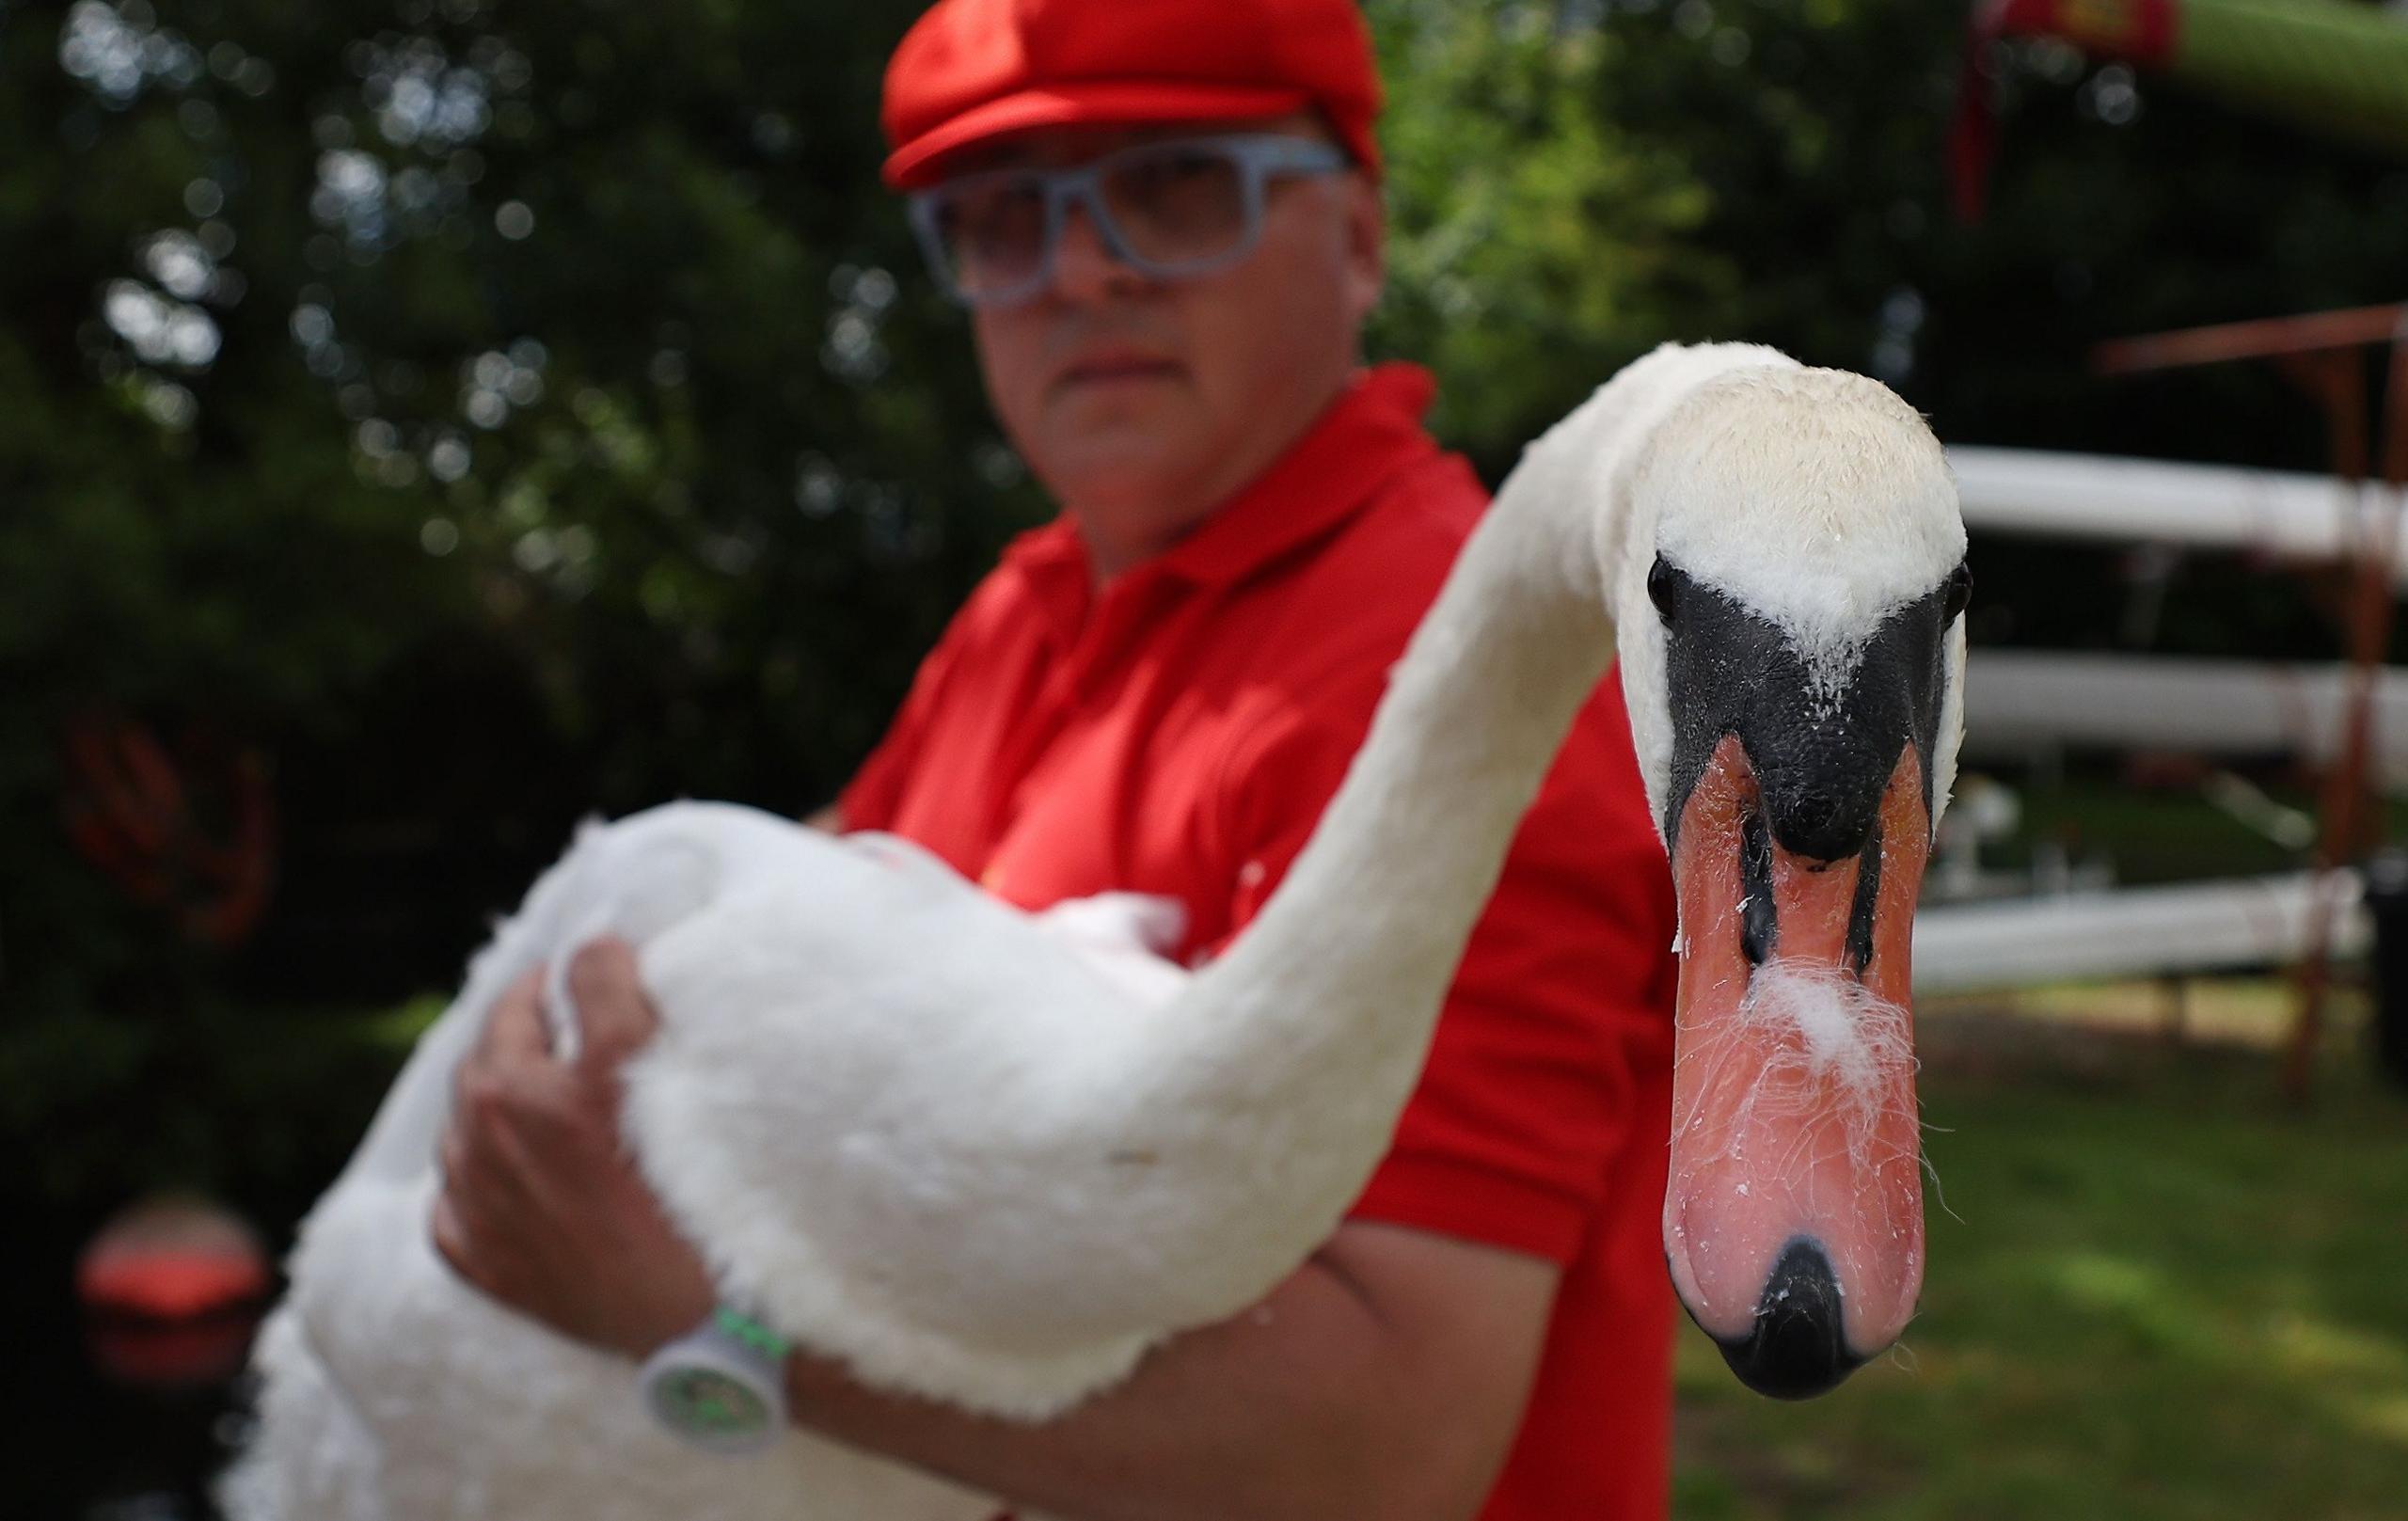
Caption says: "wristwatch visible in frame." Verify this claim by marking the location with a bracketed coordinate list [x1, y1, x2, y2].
[638, 1306, 793, 1454]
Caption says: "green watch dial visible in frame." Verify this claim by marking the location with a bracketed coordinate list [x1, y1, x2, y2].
[649, 1366, 771, 1438]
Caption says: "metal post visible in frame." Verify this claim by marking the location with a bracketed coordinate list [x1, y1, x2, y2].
[2094, 306, 2408, 1104]
[2279, 349, 2381, 1105]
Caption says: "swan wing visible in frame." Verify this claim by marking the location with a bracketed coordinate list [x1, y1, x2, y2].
[620, 832, 1253, 1418]
[298, 801, 1242, 1423]
[1027, 890, 1192, 1006]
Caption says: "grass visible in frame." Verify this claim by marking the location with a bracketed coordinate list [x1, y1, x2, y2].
[1670, 993, 2408, 1521]
[1998, 781, 2307, 885]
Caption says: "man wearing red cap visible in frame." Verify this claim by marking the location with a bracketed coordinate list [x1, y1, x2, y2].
[432, 3, 1679, 1518]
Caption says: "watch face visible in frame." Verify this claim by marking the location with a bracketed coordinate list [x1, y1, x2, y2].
[649, 1366, 771, 1440]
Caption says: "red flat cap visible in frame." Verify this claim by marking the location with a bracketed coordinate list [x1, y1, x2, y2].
[881, 0, 1383, 189]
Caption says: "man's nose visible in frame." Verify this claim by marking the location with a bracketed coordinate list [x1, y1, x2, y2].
[1045, 200, 1147, 303]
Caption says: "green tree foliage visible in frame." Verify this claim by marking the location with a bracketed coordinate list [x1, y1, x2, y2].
[2, 0, 1031, 1203]
[1371, 0, 1735, 450]
[1375, 0, 2408, 472]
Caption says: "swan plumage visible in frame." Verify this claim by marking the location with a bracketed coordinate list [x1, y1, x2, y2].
[226, 342, 1968, 1518]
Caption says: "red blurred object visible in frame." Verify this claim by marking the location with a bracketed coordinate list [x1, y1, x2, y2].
[2094, 303, 2408, 373]
[58, 711, 277, 949]
[880, 0, 1384, 188]
[1951, 0, 2182, 221]
[77, 1196, 273, 1387]
[86, 1312, 265, 1390]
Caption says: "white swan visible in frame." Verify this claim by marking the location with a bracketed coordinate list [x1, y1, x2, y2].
[224, 342, 1969, 1519]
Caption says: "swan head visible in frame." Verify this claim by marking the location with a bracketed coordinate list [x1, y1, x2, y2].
[1611, 363, 1967, 1398]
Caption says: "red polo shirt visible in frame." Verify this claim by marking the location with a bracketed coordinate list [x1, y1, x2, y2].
[841, 363, 1678, 1520]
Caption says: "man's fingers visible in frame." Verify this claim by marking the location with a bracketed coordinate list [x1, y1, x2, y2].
[477, 963, 555, 1064]
[430, 1191, 471, 1277]
[566, 936, 658, 1065]
[431, 1190, 515, 1303]
[439, 1118, 472, 1188]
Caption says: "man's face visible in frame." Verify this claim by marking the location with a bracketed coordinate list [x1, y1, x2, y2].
[955, 116, 1384, 531]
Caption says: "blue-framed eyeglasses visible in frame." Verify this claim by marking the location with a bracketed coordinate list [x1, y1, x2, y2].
[907, 133, 1351, 309]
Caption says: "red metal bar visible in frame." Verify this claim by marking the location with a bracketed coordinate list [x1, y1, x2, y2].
[2094, 304, 2408, 376]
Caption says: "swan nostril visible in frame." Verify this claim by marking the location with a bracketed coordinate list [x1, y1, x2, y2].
[1845, 821, 1882, 975]
[1713, 1236, 1866, 1400]
[1737, 806, 1776, 967]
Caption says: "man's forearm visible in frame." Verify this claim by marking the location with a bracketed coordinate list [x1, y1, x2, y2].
[785, 1261, 1388, 1521]
[782, 1225, 1554, 1521]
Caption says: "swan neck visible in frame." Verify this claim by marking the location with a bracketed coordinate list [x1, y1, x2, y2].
[1064, 450, 1634, 1332]
[1173, 471, 1621, 1057]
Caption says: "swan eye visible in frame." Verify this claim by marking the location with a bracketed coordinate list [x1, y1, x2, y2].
[1941, 561, 1972, 625]
[1647, 556, 1678, 626]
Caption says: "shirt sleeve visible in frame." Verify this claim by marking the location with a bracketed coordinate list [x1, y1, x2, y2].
[1208, 675, 1677, 1267]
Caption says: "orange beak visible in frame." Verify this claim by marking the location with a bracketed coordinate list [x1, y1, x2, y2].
[1663, 735, 1929, 1398]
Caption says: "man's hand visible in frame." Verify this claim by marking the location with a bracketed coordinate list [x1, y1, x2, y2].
[431, 937, 715, 1359]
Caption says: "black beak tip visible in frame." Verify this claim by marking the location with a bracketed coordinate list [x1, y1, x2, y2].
[1711, 1237, 1868, 1401]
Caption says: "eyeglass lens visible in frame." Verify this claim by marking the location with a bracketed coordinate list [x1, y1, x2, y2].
[935, 181, 1050, 298]
[1099, 146, 1249, 264]
[930, 143, 1255, 301]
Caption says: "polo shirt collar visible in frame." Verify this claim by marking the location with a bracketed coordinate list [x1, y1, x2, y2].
[998, 361, 1442, 603]
[1154, 362, 1440, 588]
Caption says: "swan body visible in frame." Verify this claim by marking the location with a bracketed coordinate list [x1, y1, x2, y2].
[227, 343, 1969, 1517]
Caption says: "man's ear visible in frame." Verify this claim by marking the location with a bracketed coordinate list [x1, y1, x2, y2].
[1339, 172, 1386, 325]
